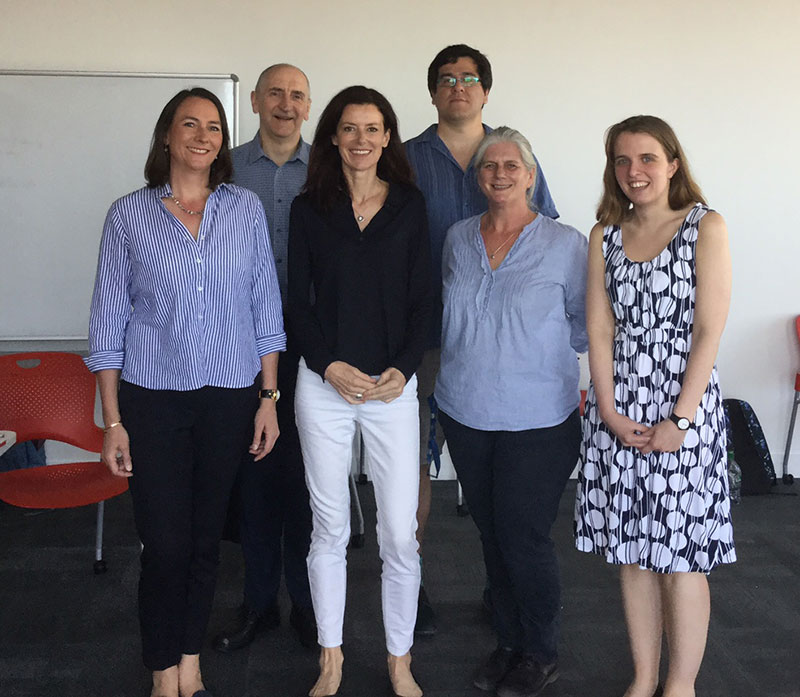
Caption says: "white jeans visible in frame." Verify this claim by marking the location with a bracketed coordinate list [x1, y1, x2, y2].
[294, 359, 421, 655]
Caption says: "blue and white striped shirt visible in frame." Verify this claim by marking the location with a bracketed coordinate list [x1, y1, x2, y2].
[85, 183, 286, 390]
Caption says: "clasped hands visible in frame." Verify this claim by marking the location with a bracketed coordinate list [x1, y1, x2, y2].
[603, 411, 687, 454]
[324, 361, 406, 404]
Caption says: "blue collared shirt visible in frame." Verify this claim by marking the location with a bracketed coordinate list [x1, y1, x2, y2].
[405, 124, 559, 347]
[85, 183, 286, 390]
[231, 133, 310, 297]
[436, 214, 588, 431]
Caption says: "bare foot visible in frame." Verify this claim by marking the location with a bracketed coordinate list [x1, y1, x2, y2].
[151, 666, 179, 697]
[387, 653, 422, 697]
[178, 654, 205, 697]
[309, 646, 344, 697]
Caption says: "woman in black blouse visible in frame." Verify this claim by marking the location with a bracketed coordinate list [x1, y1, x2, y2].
[288, 86, 431, 697]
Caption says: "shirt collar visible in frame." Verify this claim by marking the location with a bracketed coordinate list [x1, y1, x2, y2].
[246, 132, 309, 166]
[420, 123, 492, 169]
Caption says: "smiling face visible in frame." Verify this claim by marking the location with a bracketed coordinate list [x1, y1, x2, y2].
[613, 131, 679, 207]
[251, 65, 311, 142]
[164, 96, 223, 176]
[477, 142, 535, 206]
[332, 103, 390, 175]
[430, 56, 489, 125]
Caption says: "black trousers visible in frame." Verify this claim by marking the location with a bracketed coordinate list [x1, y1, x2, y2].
[440, 409, 581, 662]
[238, 347, 313, 612]
[120, 380, 257, 671]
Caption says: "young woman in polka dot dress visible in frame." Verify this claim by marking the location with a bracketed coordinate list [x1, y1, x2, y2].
[574, 115, 736, 697]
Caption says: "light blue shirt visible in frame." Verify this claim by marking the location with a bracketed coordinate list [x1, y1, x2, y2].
[436, 213, 587, 431]
[231, 134, 310, 297]
[85, 183, 285, 390]
[405, 124, 559, 347]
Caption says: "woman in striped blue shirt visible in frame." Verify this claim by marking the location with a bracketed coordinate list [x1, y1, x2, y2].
[86, 88, 285, 697]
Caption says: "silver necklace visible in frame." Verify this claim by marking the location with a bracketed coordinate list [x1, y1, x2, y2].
[488, 230, 519, 259]
[171, 196, 204, 216]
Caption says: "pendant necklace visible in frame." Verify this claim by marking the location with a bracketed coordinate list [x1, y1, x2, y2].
[488, 230, 519, 259]
[171, 196, 204, 216]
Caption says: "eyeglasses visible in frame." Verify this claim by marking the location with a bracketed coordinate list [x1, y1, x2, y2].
[436, 75, 481, 89]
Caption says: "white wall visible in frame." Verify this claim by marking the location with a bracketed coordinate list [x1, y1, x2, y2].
[2, 0, 799, 475]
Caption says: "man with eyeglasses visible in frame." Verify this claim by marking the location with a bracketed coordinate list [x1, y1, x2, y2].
[212, 63, 317, 654]
[405, 44, 559, 638]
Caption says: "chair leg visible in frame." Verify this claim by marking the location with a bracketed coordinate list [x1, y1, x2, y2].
[781, 392, 800, 485]
[93, 500, 107, 574]
[456, 480, 469, 517]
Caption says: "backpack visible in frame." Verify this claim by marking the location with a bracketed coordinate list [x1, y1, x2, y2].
[722, 398, 776, 495]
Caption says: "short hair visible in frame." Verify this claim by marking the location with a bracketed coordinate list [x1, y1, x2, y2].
[304, 85, 414, 213]
[597, 115, 706, 226]
[427, 44, 492, 95]
[144, 87, 233, 189]
[254, 63, 310, 96]
[473, 126, 538, 204]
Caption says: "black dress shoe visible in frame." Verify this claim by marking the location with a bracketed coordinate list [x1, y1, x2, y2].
[212, 603, 280, 653]
[289, 604, 318, 649]
[496, 655, 558, 697]
[414, 586, 437, 636]
[473, 647, 519, 691]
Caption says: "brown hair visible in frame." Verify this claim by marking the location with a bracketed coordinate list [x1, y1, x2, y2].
[304, 85, 414, 213]
[144, 88, 233, 189]
[596, 115, 705, 226]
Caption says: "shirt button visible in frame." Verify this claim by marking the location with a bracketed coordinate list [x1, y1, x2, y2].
[196, 258, 202, 263]
[277, 198, 282, 203]
[198, 287, 203, 292]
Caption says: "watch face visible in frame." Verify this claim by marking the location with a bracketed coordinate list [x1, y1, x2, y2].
[677, 417, 690, 430]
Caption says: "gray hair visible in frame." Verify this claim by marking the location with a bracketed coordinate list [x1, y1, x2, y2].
[473, 126, 537, 203]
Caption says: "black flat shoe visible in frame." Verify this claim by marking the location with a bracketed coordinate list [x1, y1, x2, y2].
[290, 604, 318, 649]
[212, 603, 279, 653]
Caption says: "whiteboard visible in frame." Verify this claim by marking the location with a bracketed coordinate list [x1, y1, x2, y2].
[0, 71, 239, 346]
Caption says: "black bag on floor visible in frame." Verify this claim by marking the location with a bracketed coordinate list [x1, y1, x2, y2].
[722, 398, 776, 495]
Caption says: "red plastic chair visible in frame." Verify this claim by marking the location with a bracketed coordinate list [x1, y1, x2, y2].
[779, 317, 800, 485]
[0, 352, 129, 572]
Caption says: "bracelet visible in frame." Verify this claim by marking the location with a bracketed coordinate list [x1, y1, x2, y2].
[103, 421, 123, 433]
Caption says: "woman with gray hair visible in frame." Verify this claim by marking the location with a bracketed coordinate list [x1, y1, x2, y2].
[435, 127, 587, 697]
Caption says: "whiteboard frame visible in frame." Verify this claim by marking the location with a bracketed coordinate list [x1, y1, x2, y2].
[0, 70, 239, 351]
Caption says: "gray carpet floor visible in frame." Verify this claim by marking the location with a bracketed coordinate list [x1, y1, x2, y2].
[1, 480, 798, 697]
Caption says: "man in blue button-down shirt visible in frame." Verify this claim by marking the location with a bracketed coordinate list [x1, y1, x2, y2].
[213, 64, 317, 653]
[405, 44, 559, 636]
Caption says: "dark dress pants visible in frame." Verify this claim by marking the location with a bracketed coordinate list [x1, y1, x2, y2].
[239, 347, 313, 612]
[439, 409, 581, 663]
[120, 380, 257, 671]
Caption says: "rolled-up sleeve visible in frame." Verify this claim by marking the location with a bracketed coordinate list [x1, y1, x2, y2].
[250, 201, 286, 356]
[84, 204, 132, 373]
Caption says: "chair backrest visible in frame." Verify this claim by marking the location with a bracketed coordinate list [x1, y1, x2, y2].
[0, 352, 103, 453]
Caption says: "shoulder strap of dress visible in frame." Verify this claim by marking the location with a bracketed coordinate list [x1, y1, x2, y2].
[686, 202, 713, 226]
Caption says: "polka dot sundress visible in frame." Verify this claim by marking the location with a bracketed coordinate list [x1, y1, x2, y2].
[574, 204, 736, 573]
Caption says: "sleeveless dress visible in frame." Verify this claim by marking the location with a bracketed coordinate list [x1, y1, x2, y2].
[574, 204, 736, 573]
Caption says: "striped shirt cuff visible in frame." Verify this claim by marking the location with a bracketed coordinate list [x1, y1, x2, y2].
[255, 332, 287, 357]
[83, 350, 125, 373]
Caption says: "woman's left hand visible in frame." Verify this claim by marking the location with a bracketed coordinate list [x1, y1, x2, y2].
[362, 367, 407, 403]
[639, 419, 687, 454]
[249, 401, 280, 461]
